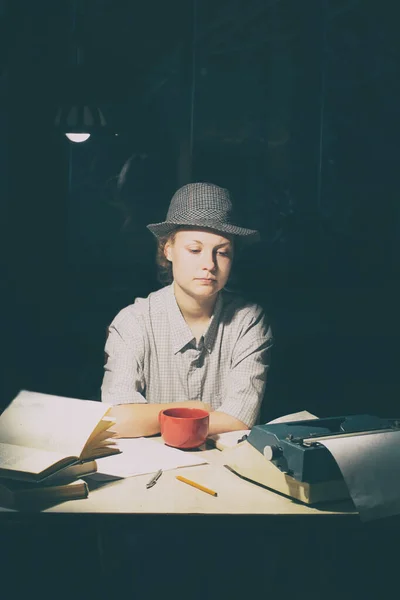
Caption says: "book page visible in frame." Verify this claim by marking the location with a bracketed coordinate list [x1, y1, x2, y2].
[91, 437, 208, 479]
[81, 416, 117, 456]
[0, 442, 72, 477]
[0, 391, 112, 457]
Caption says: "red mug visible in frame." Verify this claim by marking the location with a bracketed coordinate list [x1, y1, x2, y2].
[158, 407, 210, 449]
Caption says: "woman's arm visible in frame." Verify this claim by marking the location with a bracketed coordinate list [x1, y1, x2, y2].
[109, 401, 211, 438]
[214, 306, 273, 430]
[102, 305, 271, 438]
[208, 410, 249, 436]
[101, 314, 148, 406]
[109, 402, 246, 438]
[102, 313, 213, 438]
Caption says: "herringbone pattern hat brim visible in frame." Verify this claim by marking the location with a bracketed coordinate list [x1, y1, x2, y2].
[147, 182, 259, 242]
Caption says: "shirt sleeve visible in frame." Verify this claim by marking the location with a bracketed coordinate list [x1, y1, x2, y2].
[215, 306, 273, 427]
[101, 309, 147, 405]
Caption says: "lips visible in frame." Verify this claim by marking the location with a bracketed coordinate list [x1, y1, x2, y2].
[196, 278, 216, 282]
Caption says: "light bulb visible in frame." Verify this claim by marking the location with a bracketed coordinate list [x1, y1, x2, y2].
[65, 133, 91, 143]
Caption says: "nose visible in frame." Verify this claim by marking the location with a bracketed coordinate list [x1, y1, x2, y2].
[201, 251, 217, 272]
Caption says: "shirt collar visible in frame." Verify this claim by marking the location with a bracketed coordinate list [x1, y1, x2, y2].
[166, 283, 223, 354]
[166, 284, 196, 354]
[203, 292, 223, 353]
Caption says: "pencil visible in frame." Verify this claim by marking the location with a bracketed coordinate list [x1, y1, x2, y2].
[176, 475, 218, 497]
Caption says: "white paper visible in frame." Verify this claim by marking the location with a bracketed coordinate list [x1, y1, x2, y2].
[320, 430, 400, 522]
[207, 430, 250, 449]
[267, 410, 318, 424]
[90, 437, 208, 480]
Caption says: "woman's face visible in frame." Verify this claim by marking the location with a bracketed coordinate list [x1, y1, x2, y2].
[165, 228, 234, 302]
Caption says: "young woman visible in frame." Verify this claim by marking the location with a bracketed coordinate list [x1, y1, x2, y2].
[101, 182, 273, 437]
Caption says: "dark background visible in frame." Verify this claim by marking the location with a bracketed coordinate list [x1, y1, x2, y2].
[1, 0, 399, 420]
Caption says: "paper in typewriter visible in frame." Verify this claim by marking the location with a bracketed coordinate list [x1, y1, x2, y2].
[319, 430, 400, 522]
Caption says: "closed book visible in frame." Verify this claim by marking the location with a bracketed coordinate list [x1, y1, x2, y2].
[0, 478, 89, 509]
[0, 390, 120, 482]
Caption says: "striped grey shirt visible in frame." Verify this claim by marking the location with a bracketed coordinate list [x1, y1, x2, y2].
[101, 284, 273, 427]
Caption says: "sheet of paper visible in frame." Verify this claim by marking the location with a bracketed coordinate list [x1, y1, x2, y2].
[207, 430, 250, 449]
[90, 438, 208, 480]
[320, 430, 400, 522]
[267, 410, 318, 424]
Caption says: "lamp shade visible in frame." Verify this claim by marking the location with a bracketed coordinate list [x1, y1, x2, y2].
[55, 105, 107, 141]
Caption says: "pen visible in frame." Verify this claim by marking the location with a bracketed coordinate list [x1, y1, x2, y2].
[146, 469, 163, 489]
[176, 475, 218, 497]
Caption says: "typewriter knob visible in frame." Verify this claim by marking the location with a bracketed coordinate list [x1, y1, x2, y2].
[263, 445, 282, 461]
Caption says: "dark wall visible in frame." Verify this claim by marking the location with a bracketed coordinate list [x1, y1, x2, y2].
[2, 0, 400, 419]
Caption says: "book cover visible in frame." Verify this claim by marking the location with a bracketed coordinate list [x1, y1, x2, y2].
[0, 478, 89, 510]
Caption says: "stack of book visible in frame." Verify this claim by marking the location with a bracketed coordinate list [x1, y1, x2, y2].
[0, 390, 121, 510]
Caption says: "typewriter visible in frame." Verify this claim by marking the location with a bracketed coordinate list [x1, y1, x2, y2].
[223, 415, 400, 504]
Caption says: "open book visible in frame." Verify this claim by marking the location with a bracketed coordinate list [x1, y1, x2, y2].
[0, 390, 120, 482]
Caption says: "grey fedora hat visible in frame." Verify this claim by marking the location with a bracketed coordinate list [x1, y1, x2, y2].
[147, 182, 259, 242]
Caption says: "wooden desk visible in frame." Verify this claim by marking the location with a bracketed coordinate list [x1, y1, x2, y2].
[46, 445, 356, 517]
[0, 445, 397, 600]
